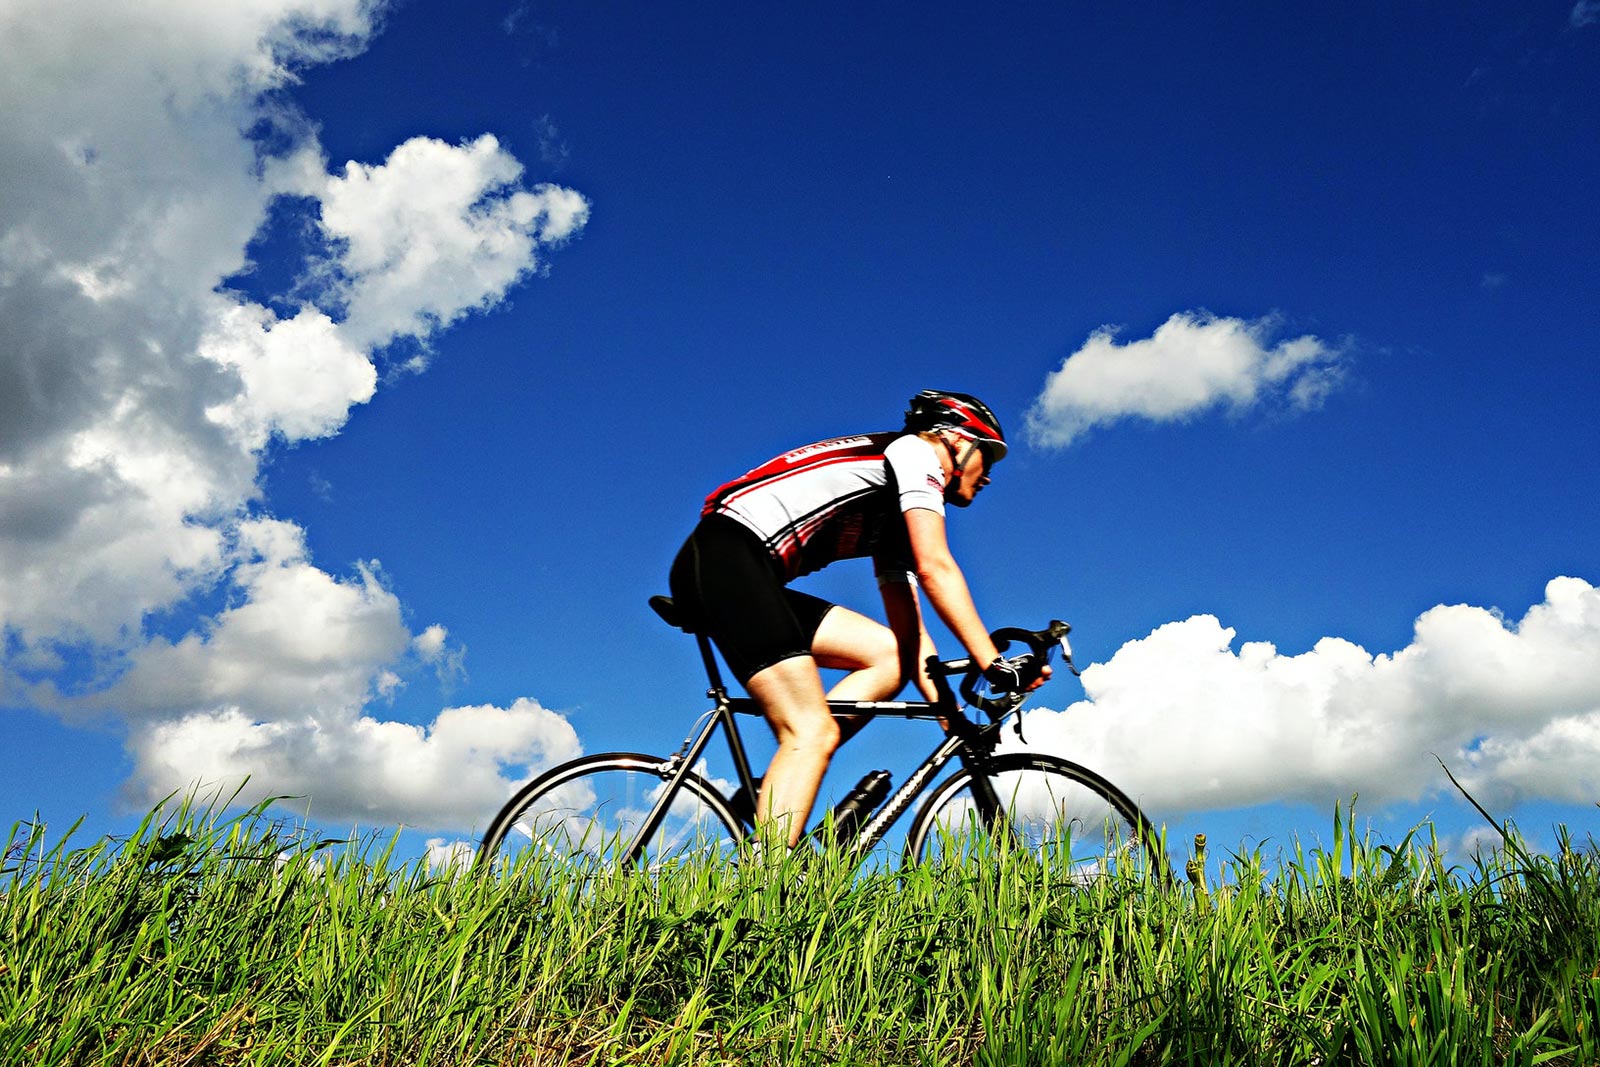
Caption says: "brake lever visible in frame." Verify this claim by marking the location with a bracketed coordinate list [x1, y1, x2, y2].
[1009, 620, 1078, 741]
[1049, 620, 1082, 678]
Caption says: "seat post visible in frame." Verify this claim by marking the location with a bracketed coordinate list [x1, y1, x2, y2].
[696, 632, 729, 700]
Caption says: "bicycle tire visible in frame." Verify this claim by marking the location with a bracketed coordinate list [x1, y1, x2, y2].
[905, 752, 1166, 880]
[475, 752, 746, 873]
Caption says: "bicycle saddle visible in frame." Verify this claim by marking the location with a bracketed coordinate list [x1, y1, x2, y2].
[648, 595, 697, 633]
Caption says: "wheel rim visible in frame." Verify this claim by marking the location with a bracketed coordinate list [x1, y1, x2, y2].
[491, 761, 742, 872]
[917, 759, 1157, 880]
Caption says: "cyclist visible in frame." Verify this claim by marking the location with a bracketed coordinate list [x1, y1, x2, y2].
[668, 389, 1048, 848]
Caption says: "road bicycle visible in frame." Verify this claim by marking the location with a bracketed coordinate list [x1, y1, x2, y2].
[476, 596, 1166, 879]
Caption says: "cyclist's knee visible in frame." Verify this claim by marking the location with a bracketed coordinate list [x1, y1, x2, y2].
[837, 626, 900, 685]
[813, 607, 897, 673]
[784, 713, 840, 754]
[862, 626, 900, 674]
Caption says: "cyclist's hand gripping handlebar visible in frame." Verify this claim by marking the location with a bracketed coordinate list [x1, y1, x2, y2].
[959, 620, 1073, 719]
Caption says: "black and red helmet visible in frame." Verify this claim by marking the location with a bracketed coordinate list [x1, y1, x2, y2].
[903, 390, 1008, 461]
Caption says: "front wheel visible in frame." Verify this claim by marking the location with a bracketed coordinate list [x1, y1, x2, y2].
[906, 752, 1166, 880]
[475, 752, 746, 873]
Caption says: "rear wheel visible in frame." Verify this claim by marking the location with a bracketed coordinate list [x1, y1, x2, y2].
[906, 752, 1165, 880]
[475, 752, 745, 873]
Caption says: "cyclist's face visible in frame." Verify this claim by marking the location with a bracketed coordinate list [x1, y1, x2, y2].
[945, 439, 992, 507]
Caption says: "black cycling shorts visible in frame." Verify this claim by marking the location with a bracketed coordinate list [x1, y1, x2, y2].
[668, 513, 835, 684]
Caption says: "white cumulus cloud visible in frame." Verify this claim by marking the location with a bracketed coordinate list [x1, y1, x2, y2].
[200, 301, 377, 450]
[425, 837, 480, 873]
[0, 0, 375, 645]
[319, 133, 591, 350]
[44, 519, 410, 723]
[0, 0, 589, 829]
[1009, 576, 1600, 816]
[124, 697, 581, 829]
[1026, 311, 1347, 448]
[32, 518, 581, 828]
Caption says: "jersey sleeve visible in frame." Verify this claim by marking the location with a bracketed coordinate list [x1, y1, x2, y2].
[884, 434, 945, 516]
[875, 435, 944, 584]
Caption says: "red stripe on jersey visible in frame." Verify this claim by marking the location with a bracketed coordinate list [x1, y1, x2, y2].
[714, 454, 877, 513]
[702, 435, 889, 515]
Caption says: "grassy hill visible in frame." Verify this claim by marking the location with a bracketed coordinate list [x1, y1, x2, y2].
[4, 800, 1596, 1065]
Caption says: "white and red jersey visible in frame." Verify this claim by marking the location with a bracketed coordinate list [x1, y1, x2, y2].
[702, 432, 946, 581]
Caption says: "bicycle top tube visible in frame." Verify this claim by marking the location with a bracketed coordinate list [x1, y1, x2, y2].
[650, 593, 1074, 725]
[721, 694, 956, 721]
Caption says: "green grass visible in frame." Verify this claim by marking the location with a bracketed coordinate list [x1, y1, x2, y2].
[3, 797, 1596, 1065]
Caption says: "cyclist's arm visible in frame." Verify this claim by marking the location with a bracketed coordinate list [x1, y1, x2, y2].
[902, 506, 1003, 670]
[879, 576, 939, 701]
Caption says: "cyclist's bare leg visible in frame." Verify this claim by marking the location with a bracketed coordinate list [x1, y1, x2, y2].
[812, 604, 901, 743]
[745, 654, 840, 848]
[747, 608, 904, 847]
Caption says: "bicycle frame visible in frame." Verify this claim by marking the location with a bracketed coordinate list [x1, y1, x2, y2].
[474, 601, 1160, 878]
[621, 623, 1015, 864]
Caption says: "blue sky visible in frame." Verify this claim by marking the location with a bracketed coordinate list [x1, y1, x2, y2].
[2, 0, 1597, 865]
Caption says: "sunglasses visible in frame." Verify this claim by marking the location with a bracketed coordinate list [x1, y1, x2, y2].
[953, 438, 994, 479]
